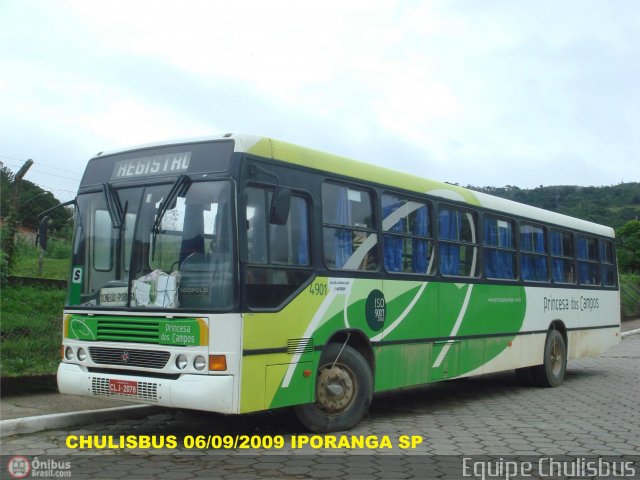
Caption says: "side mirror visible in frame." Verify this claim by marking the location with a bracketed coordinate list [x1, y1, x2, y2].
[269, 188, 292, 225]
[37, 215, 50, 250]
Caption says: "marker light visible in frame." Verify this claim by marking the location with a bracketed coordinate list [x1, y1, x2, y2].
[209, 355, 227, 371]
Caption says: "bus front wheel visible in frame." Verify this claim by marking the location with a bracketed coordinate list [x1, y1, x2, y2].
[294, 343, 372, 433]
[531, 330, 567, 388]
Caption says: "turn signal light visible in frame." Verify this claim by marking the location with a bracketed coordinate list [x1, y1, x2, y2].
[209, 354, 227, 371]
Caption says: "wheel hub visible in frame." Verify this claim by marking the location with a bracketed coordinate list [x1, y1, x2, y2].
[550, 339, 563, 376]
[316, 365, 355, 413]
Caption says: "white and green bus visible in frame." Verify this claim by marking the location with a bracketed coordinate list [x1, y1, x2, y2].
[56, 134, 620, 432]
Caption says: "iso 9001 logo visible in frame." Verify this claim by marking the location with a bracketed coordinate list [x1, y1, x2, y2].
[7, 456, 30, 479]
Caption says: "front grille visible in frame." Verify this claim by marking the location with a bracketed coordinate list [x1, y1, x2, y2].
[91, 377, 159, 402]
[96, 317, 160, 343]
[88, 347, 170, 369]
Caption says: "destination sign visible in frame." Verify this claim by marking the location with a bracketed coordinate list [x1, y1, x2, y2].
[112, 152, 191, 179]
[81, 140, 234, 187]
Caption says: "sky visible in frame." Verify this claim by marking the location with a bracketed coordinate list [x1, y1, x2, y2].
[1, 0, 638, 203]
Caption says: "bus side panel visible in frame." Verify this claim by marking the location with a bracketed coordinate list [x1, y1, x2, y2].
[464, 287, 620, 377]
[431, 283, 525, 381]
[570, 288, 620, 359]
[374, 280, 436, 391]
[241, 277, 387, 412]
[375, 281, 525, 389]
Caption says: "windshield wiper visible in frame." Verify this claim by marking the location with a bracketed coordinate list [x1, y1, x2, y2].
[151, 175, 191, 259]
[102, 183, 123, 228]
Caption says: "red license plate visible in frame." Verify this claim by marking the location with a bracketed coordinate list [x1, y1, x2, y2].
[109, 379, 138, 395]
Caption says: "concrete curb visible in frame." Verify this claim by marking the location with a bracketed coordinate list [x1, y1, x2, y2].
[621, 328, 640, 337]
[0, 405, 164, 438]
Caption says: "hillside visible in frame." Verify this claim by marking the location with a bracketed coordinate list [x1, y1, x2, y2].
[467, 182, 640, 230]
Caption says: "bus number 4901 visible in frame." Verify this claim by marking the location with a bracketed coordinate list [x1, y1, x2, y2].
[309, 283, 327, 296]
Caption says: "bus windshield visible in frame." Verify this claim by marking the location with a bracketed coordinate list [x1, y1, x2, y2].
[68, 180, 235, 311]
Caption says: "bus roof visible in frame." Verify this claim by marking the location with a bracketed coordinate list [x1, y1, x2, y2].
[97, 133, 614, 238]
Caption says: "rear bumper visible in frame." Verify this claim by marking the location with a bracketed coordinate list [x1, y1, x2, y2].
[57, 363, 235, 414]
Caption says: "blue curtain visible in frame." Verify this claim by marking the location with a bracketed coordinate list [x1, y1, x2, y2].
[521, 227, 547, 281]
[535, 229, 547, 280]
[483, 218, 514, 279]
[334, 187, 352, 269]
[577, 237, 588, 259]
[483, 219, 498, 278]
[383, 197, 404, 272]
[295, 199, 309, 265]
[439, 209, 460, 275]
[577, 237, 590, 283]
[550, 232, 564, 282]
[551, 259, 564, 282]
[413, 206, 428, 273]
[499, 224, 514, 278]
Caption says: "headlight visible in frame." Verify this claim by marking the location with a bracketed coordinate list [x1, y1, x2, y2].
[77, 348, 87, 361]
[193, 356, 206, 371]
[65, 346, 74, 360]
[175, 354, 188, 370]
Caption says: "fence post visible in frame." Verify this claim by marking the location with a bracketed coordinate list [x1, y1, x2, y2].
[1, 159, 34, 272]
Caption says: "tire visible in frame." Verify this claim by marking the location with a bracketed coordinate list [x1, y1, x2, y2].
[531, 330, 567, 388]
[294, 343, 373, 433]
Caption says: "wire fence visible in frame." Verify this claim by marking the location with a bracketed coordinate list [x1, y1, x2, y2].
[1, 278, 66, 378]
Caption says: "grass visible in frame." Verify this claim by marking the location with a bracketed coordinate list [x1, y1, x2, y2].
[0, 285, 65, 377]
[12, 255, 70, 280]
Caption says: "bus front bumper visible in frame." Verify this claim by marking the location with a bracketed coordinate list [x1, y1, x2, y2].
[57, 363, 236, 414]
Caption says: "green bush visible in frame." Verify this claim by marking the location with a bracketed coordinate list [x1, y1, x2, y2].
[45, 238, 72, 259]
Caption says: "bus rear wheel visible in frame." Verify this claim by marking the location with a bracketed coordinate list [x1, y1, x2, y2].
[531, 330, 567, 388]
[294, 343, 372, 433]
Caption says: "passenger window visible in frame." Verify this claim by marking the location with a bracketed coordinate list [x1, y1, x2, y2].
[382, 194, 433, 274]
[600, 240, 616, 287]
[520, 223, 548, 282]
[483, 216, 516, 280]
[438, 206, 478, 277]
[577, 236, 600, 285]
[550, 230, 575, 284]
[322, 182, 377, 271]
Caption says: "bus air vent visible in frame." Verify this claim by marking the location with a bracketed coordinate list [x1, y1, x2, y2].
[287, 338, 314, 355]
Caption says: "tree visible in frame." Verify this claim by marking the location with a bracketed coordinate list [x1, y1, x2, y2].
[616, 220, 640, 273]
[0, 165, 73, 237]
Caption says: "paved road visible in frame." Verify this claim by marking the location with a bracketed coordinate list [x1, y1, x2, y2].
[2, 335, 639, 479]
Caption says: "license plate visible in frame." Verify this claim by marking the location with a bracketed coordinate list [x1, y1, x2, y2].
[109, 379, 138, 396]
